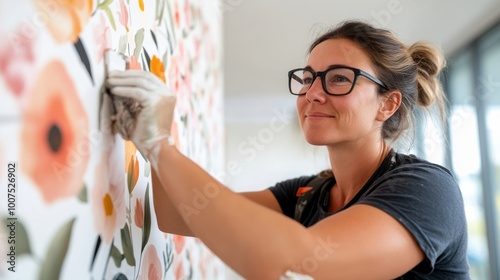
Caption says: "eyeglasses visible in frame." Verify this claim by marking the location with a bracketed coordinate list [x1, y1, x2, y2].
[288, 66, 388, 96]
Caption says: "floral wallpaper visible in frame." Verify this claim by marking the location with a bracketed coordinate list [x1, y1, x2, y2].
[0, 0, 225, 279]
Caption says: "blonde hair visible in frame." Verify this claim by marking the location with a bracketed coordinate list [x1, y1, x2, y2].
[309, 20, 447, 141]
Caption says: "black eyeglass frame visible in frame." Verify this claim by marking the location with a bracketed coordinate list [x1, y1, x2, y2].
[288, 65, 389, 96]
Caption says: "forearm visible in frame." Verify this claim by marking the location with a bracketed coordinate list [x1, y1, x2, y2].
[151, 169, 194, 236]
[152, 140, 318, 279]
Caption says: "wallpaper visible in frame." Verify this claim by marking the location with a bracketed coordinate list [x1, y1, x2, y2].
[0, 0, 225, 279]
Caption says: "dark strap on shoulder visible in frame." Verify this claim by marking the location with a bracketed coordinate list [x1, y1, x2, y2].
[294, 175, 333, 225]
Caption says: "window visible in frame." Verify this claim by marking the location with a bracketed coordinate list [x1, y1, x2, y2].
[447, 51, 490, 279]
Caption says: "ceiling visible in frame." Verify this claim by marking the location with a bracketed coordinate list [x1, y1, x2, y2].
[223, 0, 500, 122]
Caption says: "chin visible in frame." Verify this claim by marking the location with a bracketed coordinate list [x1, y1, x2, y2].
[304, 135, 330, 146]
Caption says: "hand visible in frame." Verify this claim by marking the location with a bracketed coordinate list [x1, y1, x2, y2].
[106, 70, 176, 159]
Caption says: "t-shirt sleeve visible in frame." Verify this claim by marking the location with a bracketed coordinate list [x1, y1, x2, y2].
[268, 175, 316, 219]
[357, 163, 468, 274]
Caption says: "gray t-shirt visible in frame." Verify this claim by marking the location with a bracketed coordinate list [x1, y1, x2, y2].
[269, 151, 470, 279]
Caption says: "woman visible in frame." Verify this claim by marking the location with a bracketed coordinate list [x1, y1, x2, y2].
[107, 21, 470, 279]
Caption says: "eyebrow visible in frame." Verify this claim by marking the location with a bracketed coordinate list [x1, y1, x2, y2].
[303, 64, 350, 72]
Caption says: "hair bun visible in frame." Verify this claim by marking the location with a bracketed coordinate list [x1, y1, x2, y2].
[408, 42, 446, 107]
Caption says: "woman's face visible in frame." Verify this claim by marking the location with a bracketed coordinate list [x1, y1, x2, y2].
[296, 38, 385, 147]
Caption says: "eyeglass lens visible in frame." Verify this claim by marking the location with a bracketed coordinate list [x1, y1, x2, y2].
[290, 68, 356, 95]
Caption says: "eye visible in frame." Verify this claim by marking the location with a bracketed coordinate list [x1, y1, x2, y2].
[329, 74, 351, 84]
[303, 77, 313, 85]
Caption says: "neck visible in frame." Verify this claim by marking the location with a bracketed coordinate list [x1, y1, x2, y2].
[326, 136, 391, 207]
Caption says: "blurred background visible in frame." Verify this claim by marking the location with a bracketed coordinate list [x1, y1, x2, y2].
[222, 0, 500, 279]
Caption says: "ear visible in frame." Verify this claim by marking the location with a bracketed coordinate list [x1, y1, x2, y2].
[376, 91, 402, 122]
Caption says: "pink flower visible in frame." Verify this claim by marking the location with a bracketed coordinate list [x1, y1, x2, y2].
[92, 145, 126, 244]
[173, 235, 185, 254]
[93, 14, 111, 64]
[168, 41, 191, 113]
[118, 0, 129, 32]
[184, 0, 191, 28]
[0, 26, 35, 96]
[138, 245, 162, 280]
[134, 198, 144, 228]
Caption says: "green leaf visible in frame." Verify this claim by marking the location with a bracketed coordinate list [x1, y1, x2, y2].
[143, 48, 151, 70]
[110, 244, 124, 268]
[102, 6, 117, 31]
[163, 240, 174, 276]
[141, 184, 151, 253]
[166, 1, 176, 43]
[144, 161, 151, 177]
[162, 50, 169, 70]
[39, 218, 75, 280]
[15, 219, 31, 256]
[77, 184, 88, 203]
[112, 272, 128, 280]
[119, 35, 128, 54]
[141, 55, 149, 72]
[133, 29, 145, 59]
[2, 218, 31, 256]
[120, 225, 135, 266]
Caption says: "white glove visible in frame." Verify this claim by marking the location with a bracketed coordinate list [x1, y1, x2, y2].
[106, 70, 176, 162]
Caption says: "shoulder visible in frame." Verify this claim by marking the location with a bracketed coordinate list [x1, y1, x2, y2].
[381, 152, 458, 192]
[365, 152, 463, 211]
[358, 153, 468, 274]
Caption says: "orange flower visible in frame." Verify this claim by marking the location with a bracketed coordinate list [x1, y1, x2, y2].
[125, 140, 139, 191]
[125, 140, 137, 171]
[150, 55, 166, 83]
[21, 60, 89, 203]
[92, 145, 126, 244]
[134, 198, 144, 228]
[34, 0, 93, 43]
[138, 245, 162, 280]
[138, 0, 144, 11]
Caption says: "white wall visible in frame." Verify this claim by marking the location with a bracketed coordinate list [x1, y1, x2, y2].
[224, 105, 330, 192]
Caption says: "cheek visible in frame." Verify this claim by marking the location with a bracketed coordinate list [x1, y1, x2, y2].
[296, 97, 306, 118]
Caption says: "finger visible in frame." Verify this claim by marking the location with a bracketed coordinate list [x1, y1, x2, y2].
[108, 70, 164, 86]
[109, 86, 150, 102]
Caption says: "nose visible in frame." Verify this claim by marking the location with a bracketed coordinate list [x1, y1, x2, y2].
[305, 75, 327, 103]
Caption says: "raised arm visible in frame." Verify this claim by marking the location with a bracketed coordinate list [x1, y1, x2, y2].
[152, 167, 282, 237]
[151, 140, 424, 279]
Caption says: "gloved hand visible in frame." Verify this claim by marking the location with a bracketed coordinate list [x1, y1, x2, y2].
[106, 70, 176, 162]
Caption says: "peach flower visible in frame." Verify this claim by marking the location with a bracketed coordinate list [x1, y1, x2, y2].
[34, 0, 93, 43]
[138, 245, 162, 280]
[128, 56, 142, 70]
[21, 60, 89, 203]
[134, 198, 144, 228]
[92, 145, 126, 244]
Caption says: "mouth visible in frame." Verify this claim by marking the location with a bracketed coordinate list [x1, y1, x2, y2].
[305, 112, 334, 119]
